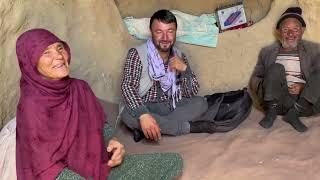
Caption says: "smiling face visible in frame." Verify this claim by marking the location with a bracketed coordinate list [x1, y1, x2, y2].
[150, 20, 177, 52]
[278, 18, 305, 51]
[37, 42, 70, 80]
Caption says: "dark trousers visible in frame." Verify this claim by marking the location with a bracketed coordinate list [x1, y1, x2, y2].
[121, 96, 208, 136]
[257, 63, 320, 116]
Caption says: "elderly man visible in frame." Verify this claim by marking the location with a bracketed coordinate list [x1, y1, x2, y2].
[251, 7, 320, 132]
[120, 9, 214, 142]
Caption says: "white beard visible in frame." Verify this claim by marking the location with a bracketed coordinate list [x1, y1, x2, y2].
[281, 38, 299, 50]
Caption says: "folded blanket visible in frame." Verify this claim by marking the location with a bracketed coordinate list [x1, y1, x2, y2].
[124, 10, 219, 47]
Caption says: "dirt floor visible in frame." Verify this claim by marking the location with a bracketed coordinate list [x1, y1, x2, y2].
[114, 106, 320, 180]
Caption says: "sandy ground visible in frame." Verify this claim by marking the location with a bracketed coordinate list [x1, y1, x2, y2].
[114, 107, 320, 180]
[1, 101, 320, 180]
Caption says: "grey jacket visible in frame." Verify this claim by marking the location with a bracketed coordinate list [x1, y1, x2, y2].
[250, 40, 320, 101]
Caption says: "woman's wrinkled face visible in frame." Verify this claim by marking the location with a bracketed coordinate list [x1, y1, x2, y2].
[37, 42, 70, 80]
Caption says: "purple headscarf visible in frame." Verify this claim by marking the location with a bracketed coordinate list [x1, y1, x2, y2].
[16, 28, 111, 180]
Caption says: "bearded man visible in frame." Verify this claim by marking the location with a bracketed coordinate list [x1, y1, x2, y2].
[250, 7, 320, 132]
[120, 10, 215, 142]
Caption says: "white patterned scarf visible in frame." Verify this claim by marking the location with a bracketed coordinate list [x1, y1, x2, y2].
[146, 38, 181, 108]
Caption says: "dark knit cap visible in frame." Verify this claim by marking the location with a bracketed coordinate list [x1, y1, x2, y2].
[276, 7, 306, 29]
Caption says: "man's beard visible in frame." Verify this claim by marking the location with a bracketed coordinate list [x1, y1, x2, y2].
[281, 38, 300, 50]
[154, 40, 174, 52]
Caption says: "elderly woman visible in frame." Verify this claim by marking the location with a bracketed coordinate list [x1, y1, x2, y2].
[15, 28, 183, 180]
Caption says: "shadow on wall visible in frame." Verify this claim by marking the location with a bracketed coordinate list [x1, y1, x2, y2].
[98, 99, 119, 127]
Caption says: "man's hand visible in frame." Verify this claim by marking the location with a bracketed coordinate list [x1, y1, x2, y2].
[107, 138, 125, 167]
[288, 83, 304, 95]
[139, 113, 161, 141]
[169, 56, 187, 72]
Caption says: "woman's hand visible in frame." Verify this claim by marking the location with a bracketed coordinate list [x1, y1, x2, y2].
[107, 138, 125, 167]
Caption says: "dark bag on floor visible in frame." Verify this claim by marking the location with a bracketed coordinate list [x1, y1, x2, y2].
[202, 88, 252, 132]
